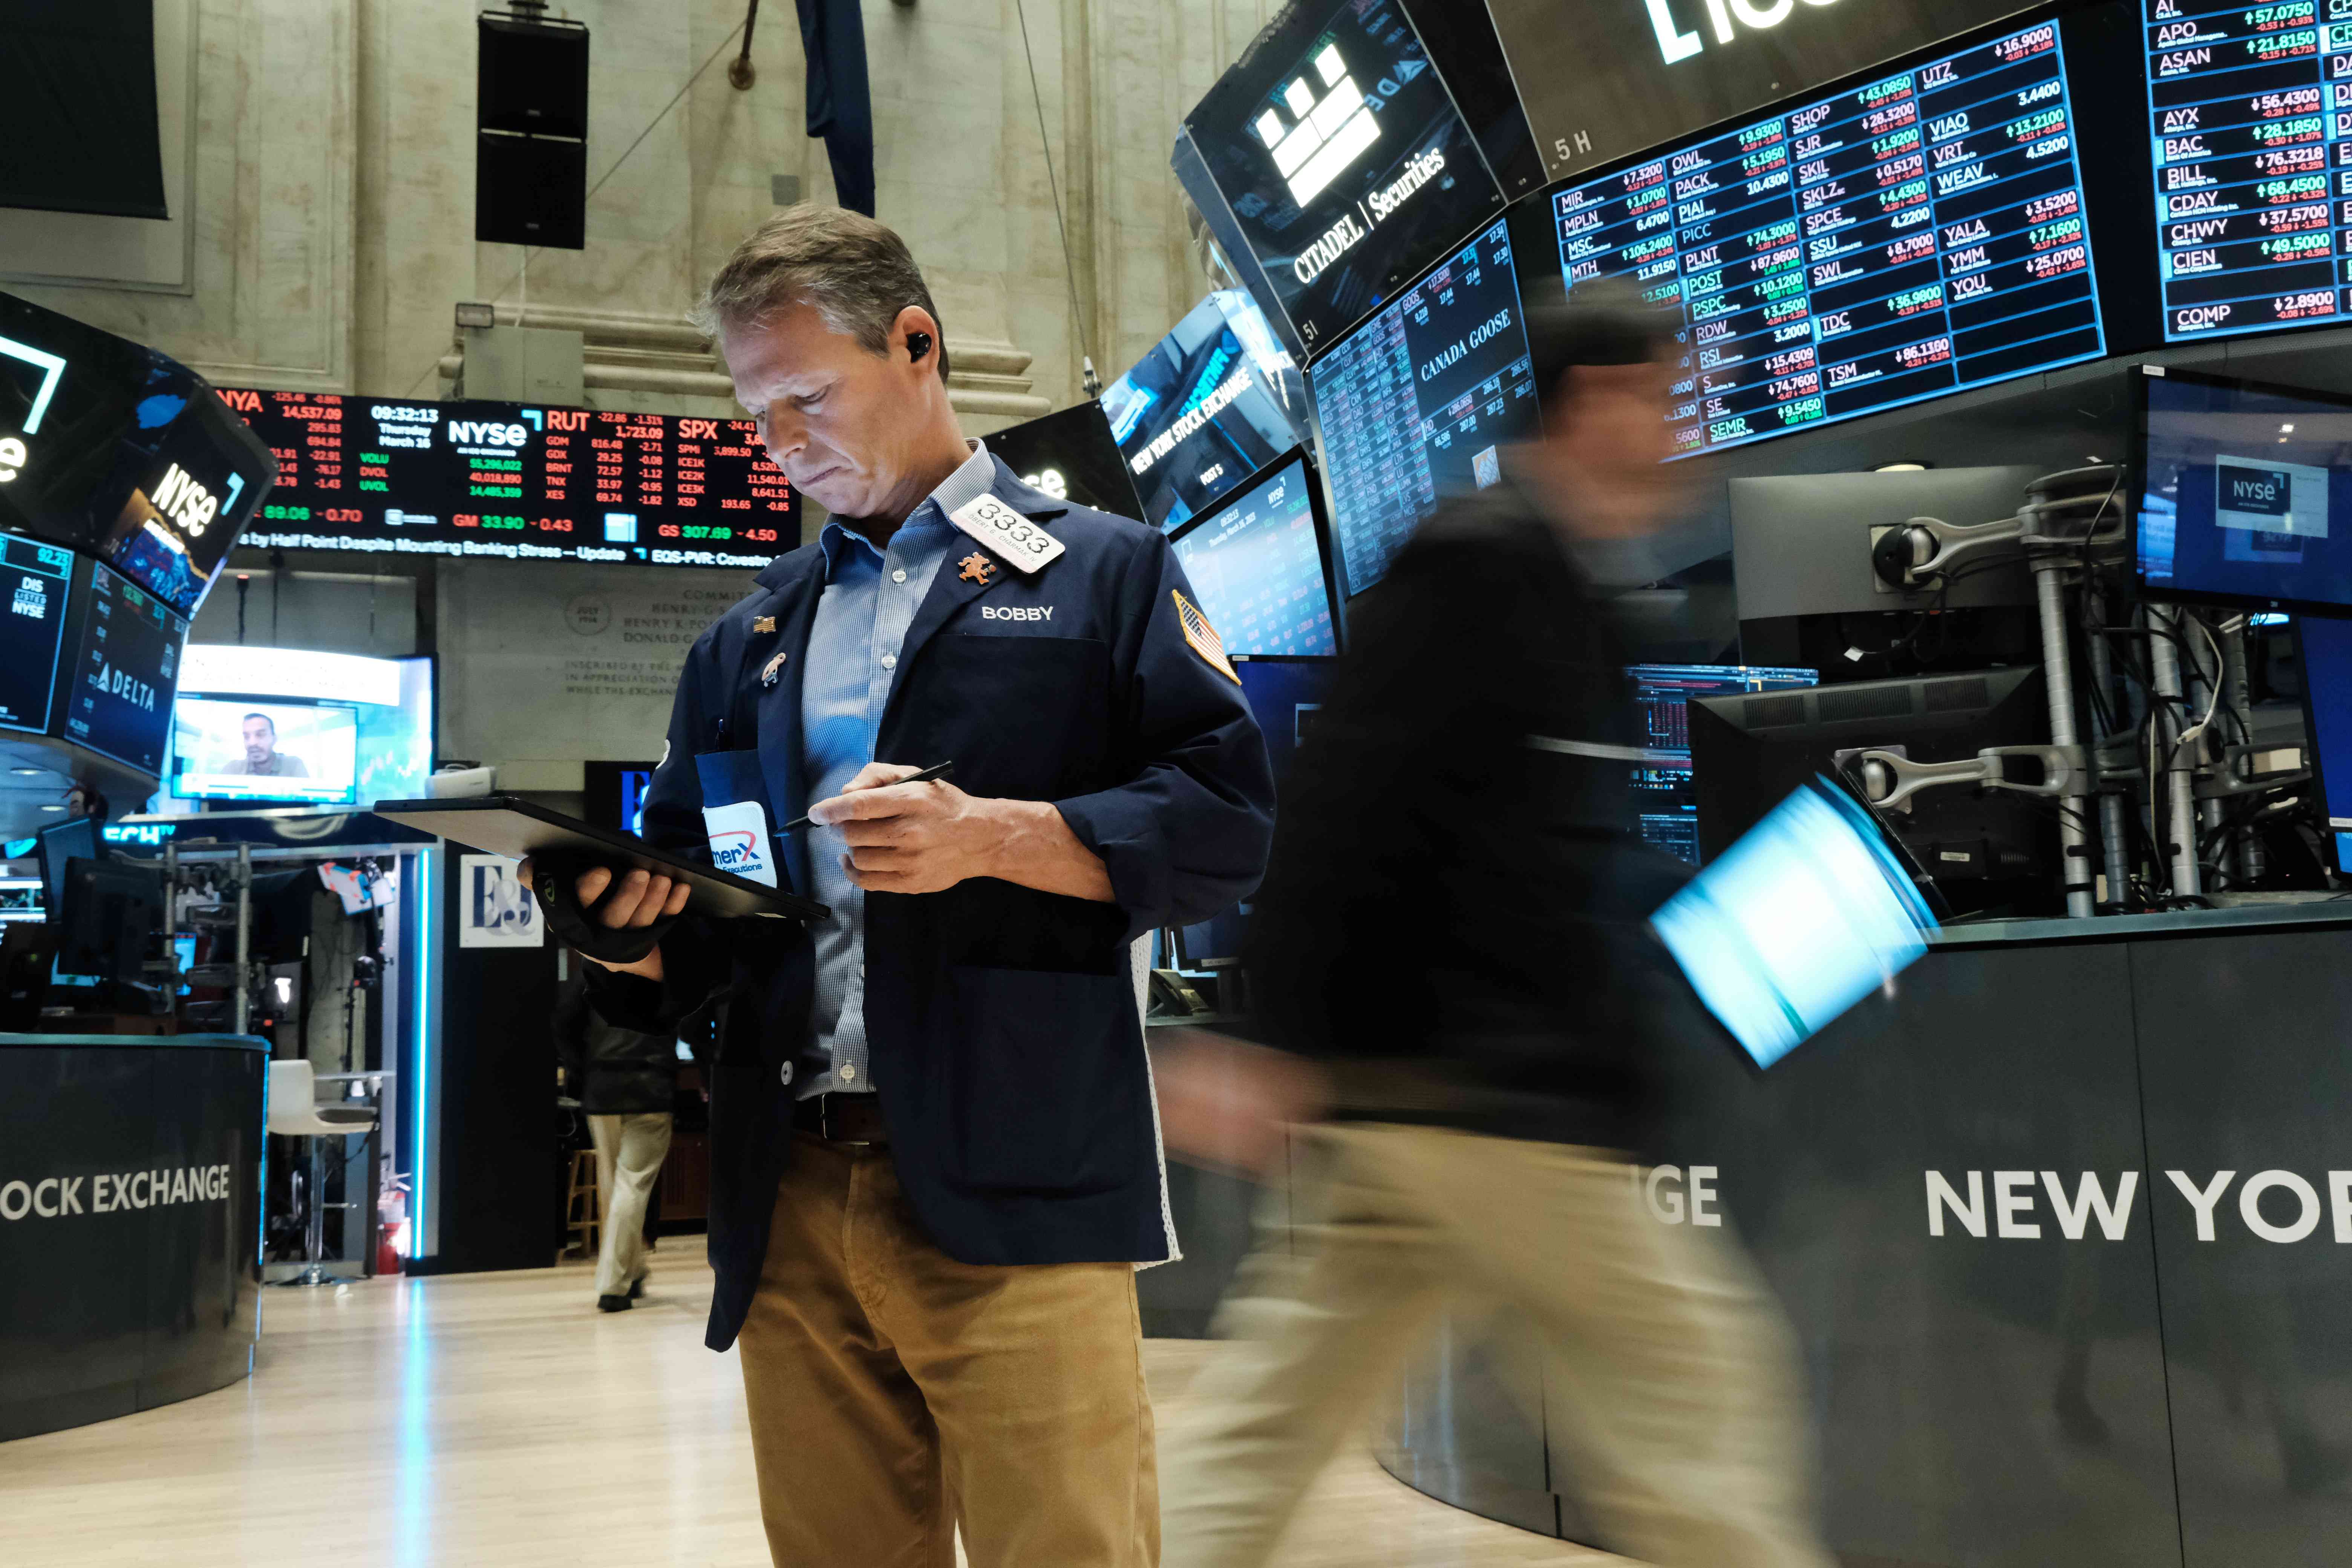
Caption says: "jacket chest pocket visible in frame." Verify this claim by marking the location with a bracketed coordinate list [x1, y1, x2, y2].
[891, 634, 1112, 801]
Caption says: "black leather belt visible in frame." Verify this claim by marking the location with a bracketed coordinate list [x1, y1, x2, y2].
[792, 1092, 889, 1145]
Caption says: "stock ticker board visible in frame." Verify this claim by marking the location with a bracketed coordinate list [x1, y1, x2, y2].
[2147, 0, 2352, 340]
[1554, 20, 2105, 456]
[221, 390, 796, 568]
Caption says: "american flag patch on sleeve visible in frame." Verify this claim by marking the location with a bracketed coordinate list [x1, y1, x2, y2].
[1172, 589, 1240, 684]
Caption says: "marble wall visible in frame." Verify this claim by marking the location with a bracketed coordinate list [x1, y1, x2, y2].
[3, 0, 1279, 786]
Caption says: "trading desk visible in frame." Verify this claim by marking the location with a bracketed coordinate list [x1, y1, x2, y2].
[1155, 904, 2352, 1568]
[0, 1034, 266, 1442]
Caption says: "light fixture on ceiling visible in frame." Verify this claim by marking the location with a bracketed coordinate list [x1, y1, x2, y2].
[9, 768, 40, 777]
[2282, 423, 2295, 433]
[38, 804, 65, 813]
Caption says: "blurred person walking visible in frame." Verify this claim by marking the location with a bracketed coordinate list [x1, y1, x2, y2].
[555, 984, 675, 1312]
[1156, 278, 1836, 1568]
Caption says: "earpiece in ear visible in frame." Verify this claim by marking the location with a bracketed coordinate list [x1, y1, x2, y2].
[907, 331, 933, 363]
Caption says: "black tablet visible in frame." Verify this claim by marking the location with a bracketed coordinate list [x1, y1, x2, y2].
[370, 795, 827, 923]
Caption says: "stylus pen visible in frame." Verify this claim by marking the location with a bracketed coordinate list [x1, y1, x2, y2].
[779, 760, 957, 833]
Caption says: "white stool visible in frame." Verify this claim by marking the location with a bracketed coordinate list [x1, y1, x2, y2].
[266, 1058, 378, 1288]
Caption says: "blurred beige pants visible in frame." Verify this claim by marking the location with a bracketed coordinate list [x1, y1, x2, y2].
[589, 1112, 671, 1299]
[1160, 1123, 1834, 1568]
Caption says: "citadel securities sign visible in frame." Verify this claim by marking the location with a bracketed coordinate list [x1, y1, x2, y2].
[1485, 0, 2046, 181]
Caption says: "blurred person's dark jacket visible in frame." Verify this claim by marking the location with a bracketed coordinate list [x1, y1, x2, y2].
[1243, 472, 1721, 1158]
[555, 983, 678, 1115]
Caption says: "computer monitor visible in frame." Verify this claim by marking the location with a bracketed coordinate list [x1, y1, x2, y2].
[1688, 665, 2056, 916]
[1168, 452, 1337, 658]
[1729, 466, 2046, 623]
[60, 562, 188, 776]
[173, 645, 434, 808]
[0, 877, 41, 923]
[1308, 217, 1540, 597]
[0, 531, 77, 736]
[1626, 664, 1818, 866]
[35, 816, 99, 917]
[169, 698, 360, 805]
[2136, 366, 2352, 617]
[55, 858, 165, 986]
[2298, 614, 2352, 874]
[1101, 291, 1307, 531]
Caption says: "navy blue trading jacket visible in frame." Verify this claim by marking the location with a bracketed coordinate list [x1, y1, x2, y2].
[586, 458, 1275, 1351]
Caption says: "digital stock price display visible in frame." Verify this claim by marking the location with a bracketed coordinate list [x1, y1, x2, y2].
[1308, 219, 1539, 595]
[2145, 0, 2352, 339]
[1554, 21, 2105, 455]
[220, 391, 797, 568]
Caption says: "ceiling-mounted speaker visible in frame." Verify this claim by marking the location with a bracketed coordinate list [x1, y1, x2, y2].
[475, 9, 589, 250]
[476, 133, 587, 250]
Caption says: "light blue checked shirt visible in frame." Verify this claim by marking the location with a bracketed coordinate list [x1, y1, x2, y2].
[792, 439, 997, 1098]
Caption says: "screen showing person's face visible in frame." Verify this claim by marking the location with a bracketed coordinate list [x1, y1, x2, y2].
[242, 715, 276, 766]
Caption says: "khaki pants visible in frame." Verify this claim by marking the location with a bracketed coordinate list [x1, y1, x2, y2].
[589, 1112, 672, 1299]
[737, 1133, 1158, 1568]
[1161, 1123, 1834, 1568]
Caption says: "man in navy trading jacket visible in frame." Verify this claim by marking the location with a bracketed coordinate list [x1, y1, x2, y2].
[534, 206, 1275, 1566]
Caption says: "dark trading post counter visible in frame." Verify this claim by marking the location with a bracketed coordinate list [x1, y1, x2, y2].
[0, 1035, 266, 1444]
[1145, 902, 2352, 1568]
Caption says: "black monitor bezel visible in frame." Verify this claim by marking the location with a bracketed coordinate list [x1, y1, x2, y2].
[1167, 444, 1345, 658]
[2131, 363, 2352, 621]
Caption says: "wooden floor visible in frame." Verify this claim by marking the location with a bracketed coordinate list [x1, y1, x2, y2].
[0, 1247, 1620, 1567]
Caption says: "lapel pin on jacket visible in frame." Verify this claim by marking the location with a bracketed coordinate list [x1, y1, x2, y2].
[753, 614, 777, 633]
[761, 650, 788, 688]
[957, 552, 995, 585]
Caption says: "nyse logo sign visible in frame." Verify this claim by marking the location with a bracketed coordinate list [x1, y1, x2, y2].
[1644, 0, 1842, 65]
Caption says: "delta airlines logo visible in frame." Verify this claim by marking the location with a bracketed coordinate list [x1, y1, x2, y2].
[1642, 0, 1843, 66]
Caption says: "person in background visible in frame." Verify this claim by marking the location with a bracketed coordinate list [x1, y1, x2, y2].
[1154, 277, 1836, 1568]
[228, 712, 309, 777]
[554, 983, 675, 1312]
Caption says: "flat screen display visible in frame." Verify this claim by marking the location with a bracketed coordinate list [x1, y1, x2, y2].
[174, 646, 435, 808]
[0, 292, 274, 615]
[61, 562, 185, 775]
[0, 531, 77, 734]
[1651, 778, 1936, 1068]
[222, 391, 796, 568]
[1308, 217, 1539, 596]
[1490, 0, 2048, 184]
[169, 698, 360, 805]
[1552, 18, 2103, 457]
[2144, 0, 2352, 340]
[1103, 291, 1308, 531]
[1170, 455, 1337, 656]
[1628, 663, 1820, 864]
[2136, 366, 2352, 612]
[1179, 0, 1504, 352]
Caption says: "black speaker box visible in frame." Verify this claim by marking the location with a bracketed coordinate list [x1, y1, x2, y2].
[476, 132, 586, 250]
[478, 15, 589, 140]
